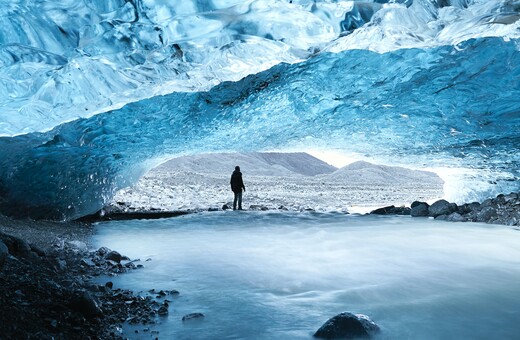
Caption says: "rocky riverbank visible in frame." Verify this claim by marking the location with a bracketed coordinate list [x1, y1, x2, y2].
[0, 216, 171, 339]
[370, 192, 520, 226]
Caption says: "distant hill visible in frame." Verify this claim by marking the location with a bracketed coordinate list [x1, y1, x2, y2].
[325, 161, 444, 185]
[156, 152, 337, 177]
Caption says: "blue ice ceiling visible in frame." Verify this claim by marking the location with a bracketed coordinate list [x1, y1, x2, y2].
[0, 0, 519, 220]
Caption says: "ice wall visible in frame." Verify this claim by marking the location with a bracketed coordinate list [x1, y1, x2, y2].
[0, 0, 519, 219]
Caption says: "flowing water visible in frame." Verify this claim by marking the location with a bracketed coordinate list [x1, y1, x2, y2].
[93, 212, 520, 339]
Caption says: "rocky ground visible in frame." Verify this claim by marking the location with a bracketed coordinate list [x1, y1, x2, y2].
[0, 216, 173, 339]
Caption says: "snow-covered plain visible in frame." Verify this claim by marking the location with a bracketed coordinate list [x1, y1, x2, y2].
[110, 152, 444, 214]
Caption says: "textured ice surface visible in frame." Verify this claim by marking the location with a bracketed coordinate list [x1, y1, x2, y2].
[110, 153, 444, 213]
[0, 0, 519, 219]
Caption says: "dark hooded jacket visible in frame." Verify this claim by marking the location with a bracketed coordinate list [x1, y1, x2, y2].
[230, 170, 245, 193]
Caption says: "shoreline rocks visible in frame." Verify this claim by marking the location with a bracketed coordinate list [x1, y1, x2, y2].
[370, 192, 520, 226]
[0, 230, 170, 339]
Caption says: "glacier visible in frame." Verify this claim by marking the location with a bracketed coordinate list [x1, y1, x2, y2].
[0, 0, 519, 220]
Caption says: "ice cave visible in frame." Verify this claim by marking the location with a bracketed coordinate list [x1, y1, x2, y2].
[0, 0, 519, 220]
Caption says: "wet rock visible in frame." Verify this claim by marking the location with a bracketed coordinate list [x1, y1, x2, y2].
[105, 251, 122, 263]
[457, 202, 480, 215]
[314, 312, 380, 339]
[96, 246, 111, 257]
[157, 306, 168, 315]
[410, 202, 429, 217]
[0, 241, 8, 270]
[370, 205, 410, 215]
[476, 206, 497, 222]
[81, 258, 95, 267]
[370, 205, 396, 215]
[182, 313, 205, 321]
[70, 291, 103, 318]
[222, 204, 231, 210]
[208, 207, 219, 212]
[428, 199, 457, 218]
[446, 212, 466, 222]
[67, 241, 88, 253]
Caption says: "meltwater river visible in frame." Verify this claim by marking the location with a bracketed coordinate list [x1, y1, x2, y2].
[93, 212, 520, 340]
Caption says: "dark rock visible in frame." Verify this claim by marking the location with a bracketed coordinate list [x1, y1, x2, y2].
[314, 312, 380, 339]
[370, 205, 396, 215]
[429, 199, 456, 217]
[411, 203, 429, 217]
[222, 204, 231, 210]
[29, 244, 46, 257]
[446, 212, 466, 222]
[105, 251, 122, 263]
[458, 202, 480, 215]
[249, 205, 269, 211]
[182, 313, 205, 321]
[208, 207, 219, 212]
[476, 206, 497, 222]
[370, 206, 411, 215]
[504, 193, 518, 203]
[410, 201, 426, 209]
[67, 240, 88, 253]
[105, 281, 113, 289]
[70, 291, 103, 318]
[81, 258, 96, 267]
[96, 247, 111, 257]
[158, 306, 168, 315]
[0, 241, 8, 270]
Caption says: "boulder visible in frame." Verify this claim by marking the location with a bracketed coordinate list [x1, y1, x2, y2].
[411, 201, 427, 209]
[0, 241, 8, 271]
[458, 202, 480, 215]
[411, 203, 429, 217]
[476, 206, 497, 223]
[70, 291, 103, 318]
[370, 206, 396, 215]
[105, 250, 122, 263]
[446, 212, 466, 222]
[314, 312, 380, 339]
[429, 199, 456, 217]
[371, 206, 411, 215]
[67, 240, 88, 253]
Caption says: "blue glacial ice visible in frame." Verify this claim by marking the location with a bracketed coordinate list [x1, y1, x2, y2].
[0, 0, 519, 219]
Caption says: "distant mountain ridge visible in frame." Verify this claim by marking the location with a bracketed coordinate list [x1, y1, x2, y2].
[156, 153, 443, 186]
[326, 161, 444, 185]
[156, 152, 337, 177]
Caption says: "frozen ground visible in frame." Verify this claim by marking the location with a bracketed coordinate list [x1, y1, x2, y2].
[110, 153, 444, 214]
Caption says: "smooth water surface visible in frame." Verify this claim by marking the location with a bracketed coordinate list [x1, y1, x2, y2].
[93, 212, 520, 339]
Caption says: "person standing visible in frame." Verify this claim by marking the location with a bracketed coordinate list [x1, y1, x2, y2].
[230, 166, 246, 210]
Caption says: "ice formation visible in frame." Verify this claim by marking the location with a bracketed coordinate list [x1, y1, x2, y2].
[0, 0, 519, 219]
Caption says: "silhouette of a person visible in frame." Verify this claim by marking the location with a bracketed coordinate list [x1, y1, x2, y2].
[230, 166, 246, 210]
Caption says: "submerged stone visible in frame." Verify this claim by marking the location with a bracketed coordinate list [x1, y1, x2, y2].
[314, 312, 380, 339]
[182, 312, 205, 321]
